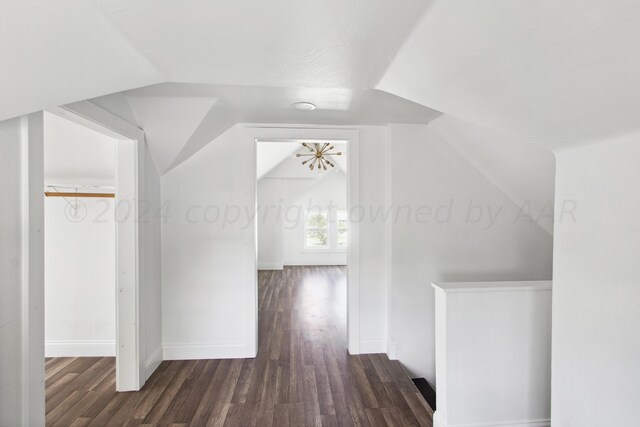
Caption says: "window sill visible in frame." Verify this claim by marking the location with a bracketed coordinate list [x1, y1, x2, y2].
[301, 248, 347, 254]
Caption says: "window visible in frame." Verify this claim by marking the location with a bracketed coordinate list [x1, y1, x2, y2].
[304, 211, 329, 249]
[303, 209, 348, 251]
[337, 211, 348, 248]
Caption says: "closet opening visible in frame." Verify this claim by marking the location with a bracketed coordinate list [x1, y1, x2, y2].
[43, 109, 137, 398]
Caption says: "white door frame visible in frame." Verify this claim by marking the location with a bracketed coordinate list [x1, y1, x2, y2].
[47, 102, 146, 391]
[247, 126, 361, 354]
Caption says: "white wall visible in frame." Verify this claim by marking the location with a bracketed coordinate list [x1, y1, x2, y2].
[43, 112, 118, 357]
[44, 112, 116, 187]
[44, 198, 116, 356]
[257, 169, 347, 268]
[433, 281, 552, 427]
[161, 124, 389, 358]
[429, 115, 556, 235]
[552, 134, 640, 426]
[56, 101, 164, 387]
[161, 126, 256, 359]
[388, 123, 553, 384]
[281, 171, 347, 266]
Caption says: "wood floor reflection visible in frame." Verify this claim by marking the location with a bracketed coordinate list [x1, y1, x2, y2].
[45, 266, 433, 426]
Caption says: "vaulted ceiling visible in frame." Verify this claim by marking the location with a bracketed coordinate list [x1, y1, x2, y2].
[3, 0, 639, 159]
[89, 84, 441, 174]
[377, 0, 640, 149]
[0, 0, 432, 121]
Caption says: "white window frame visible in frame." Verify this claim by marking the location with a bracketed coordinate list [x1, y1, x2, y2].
[303, 209, 348, 252]
[304, 210, 330, 250]
[336, 210, 348, 249]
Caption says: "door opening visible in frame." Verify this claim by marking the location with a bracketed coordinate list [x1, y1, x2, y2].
[251, 128, 360, 355]
[43, 109, 139, 392]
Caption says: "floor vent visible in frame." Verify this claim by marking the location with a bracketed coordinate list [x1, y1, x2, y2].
[412, 378, 436, 411]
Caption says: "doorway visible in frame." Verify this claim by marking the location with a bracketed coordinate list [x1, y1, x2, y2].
[251, 127, 361, 355]
[44, 111, 117, 360]
[42, 108, 140, 393]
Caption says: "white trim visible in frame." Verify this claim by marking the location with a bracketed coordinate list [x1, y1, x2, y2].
[144, 346, 163, 381]
[432, 281, 552, 293]
[387, 342, 398, 360]
[21, 112, 46, 426]
[347, 134, 360, 354]
[258, 262, 284, 270]
[283, 260, 347, 266]
[385, 125, 393, 362]
[58, 101, 147, 391]
[163, 344, 250, 360]
[249, 126, 361, 355]
[359, 340, 387, 354]
[433, 412, 550, 427]
[115, 139, 140, 392]
[45, 340, 116, 357]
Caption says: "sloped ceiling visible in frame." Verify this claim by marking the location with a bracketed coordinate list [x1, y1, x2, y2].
[94, 0, 432, 89]
[4, 0, 638, 211]
[126, 95, 218, 173]
[0, 0, 163, 121]
[257, 143, 301, 180]
[89, 83, 441, 174]
[377, 0, 640, 148]
[257, 143, 347, 180]
[428, 115, 556, 235]
[0, 0, 433, 122]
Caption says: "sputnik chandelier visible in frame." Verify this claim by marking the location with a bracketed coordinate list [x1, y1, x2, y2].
[296, 143, 342, 172]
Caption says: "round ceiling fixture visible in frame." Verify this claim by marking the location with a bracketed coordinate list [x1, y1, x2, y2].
[291, 102, 316, 111]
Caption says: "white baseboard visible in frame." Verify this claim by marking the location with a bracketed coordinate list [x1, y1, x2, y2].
[144, 346, 163, 380]
[434, 412, 446, 427]
[45, 340, 116, 357]
[433, 411, 550, 427]
[359, 340, 387, 354]
[283, 260, 347, 266]
[257, 262, 283, 270]
[163, 343, 250, 360]
[387, 342, 398, 360]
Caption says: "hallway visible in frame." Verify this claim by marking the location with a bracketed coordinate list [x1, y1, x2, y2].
[45, 266, 433, 426]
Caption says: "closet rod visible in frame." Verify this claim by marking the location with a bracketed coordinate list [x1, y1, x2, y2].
[44, 192, 115, 198]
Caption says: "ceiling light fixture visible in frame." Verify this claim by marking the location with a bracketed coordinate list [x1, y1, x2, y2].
[296, 143, 342, 172]
[291, 102, 316, 111]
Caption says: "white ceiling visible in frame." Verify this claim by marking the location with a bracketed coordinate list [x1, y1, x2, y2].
[90, 84, 441, 174]
[94, 0, 432, 89]
[257, 142, 347, 180]
[3, 0, 640, 156]
[0, 0, 432, 122]
[378, 0, 640, 148]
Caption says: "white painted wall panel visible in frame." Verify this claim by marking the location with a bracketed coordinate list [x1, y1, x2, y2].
[161, 124, 388, 358]
[552, 134, 640, 426]
[161, 126, 255, 358]
[433, 281, 552, 427]
[44, 198, 116, 356]
[388, 123, 553, 384]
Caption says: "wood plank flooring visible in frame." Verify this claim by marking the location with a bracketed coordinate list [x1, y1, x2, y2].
[46, 266, 433, 426]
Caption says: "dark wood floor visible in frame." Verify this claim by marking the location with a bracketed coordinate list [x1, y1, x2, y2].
[46, 266, 433, 426]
